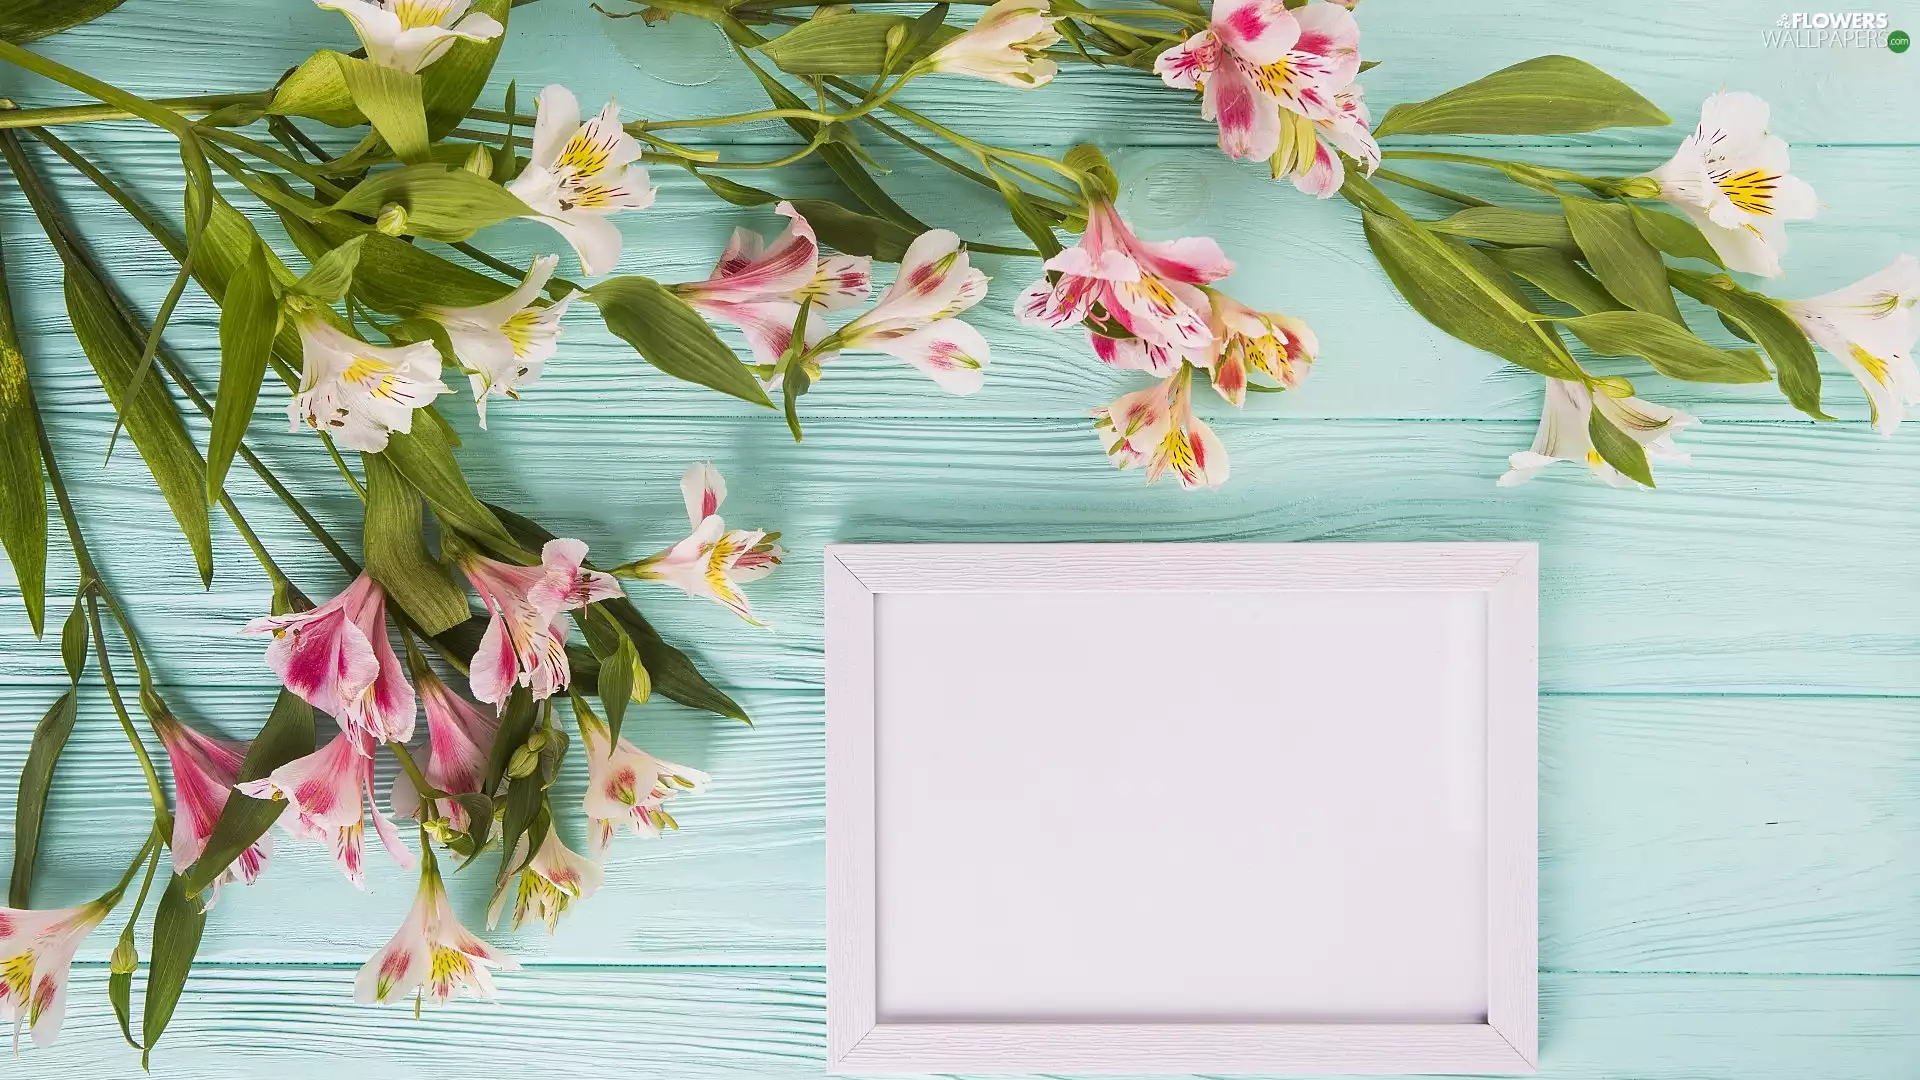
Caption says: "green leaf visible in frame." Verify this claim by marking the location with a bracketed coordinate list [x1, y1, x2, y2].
[990, 171, 1064, 260]
[268, 50, 365, 128]
[1487, 246, 1626, 315]
[1562, 197, 1683, 324]
[1428, 206, 1576, 251]
[289, 235, 366, 303]
[287, 218, 515, 314]
[60, 594, 87, 683]
[207, 237, 279, 504]
[362, 451, 472, 634]
[1671, 270, 1827, 419]
[596, 631, 638, 744]
[1560, 309, 1772, 383]
[64, 260, 213, 586]
[489, 501, 750, 723]
[336, 54, 430, 164]
[109, 967, 136, 1050]
[378, 415, 522, 554]
[1586, 399, 1654, 487]
[588, 276, 774, 407]
[332, 163, 531, 243]
[0, 0, 123, 43]
[7, 690, 76, 907]
[0, 251, 46, 636]
[1630, 204, 1726, 268]
[688, 173, 917, 261]
[483, 687, 536, 794]
[1374, 55, 1669, 137]
[495, 771, 543, 884]
[423, 0, 509, 139]
[755, 12, 957, 73]
[1358, 203, 1584, 381]
[182, 689, 313, 896]
[141, 874, 208, 1065]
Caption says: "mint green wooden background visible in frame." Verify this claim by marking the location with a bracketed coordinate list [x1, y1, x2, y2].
[3, 1, 1918, 1076]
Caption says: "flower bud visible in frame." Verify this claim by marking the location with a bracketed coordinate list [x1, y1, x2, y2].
[111, 936, 139, 975]
[1592, 376, 1637, 399]
[524, 729, 549, 753]
[1609, 175, 1663, 200]
[376, 203, 410, 236]
[462, 143, 493, 180]
[506, 744, 541, 779]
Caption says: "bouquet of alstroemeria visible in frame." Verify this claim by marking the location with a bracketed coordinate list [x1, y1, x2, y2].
[2, 0, 1916, 1061]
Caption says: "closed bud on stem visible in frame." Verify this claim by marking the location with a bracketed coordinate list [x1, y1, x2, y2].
[111, 935, 139, 975]
[1605, 175, 1663, 200]
[376, 203, 409, 236]
[462, 143, 493, 180]
[506, 743, 541, 779]
[1592, 375, 1637, 398]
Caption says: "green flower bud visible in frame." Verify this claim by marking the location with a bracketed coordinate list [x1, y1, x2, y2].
[375, 203, 409, 236]
[1611, 176, 1663, 200]
[111, 936, 139, 975]
[1592, 376, 1637, 399]
[462, 143, 493, 180]
[506, 744, 541, 779]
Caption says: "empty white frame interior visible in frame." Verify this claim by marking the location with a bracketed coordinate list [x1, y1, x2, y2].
[827, 543, 1537, 1075]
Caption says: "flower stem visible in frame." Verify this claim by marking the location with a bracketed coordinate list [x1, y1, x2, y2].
[1372, 167, 1494, 208]
[0, 91, 269, 130]
[103, 830, 164, 908]
[87, 593, 172, 826]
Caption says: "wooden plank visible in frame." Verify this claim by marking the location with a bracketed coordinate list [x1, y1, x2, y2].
[19, 968, 1920, 1079]
[5, 414, 1919, 696]
[6, 690, 1915, 976]
[6, 142, 1914, 424]
[16, 1, 1917, 148]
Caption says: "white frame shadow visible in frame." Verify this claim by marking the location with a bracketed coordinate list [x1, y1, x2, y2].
[826, 542, 1538, 1076]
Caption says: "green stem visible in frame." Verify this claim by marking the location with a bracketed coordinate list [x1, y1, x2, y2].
[388, 738, 439, 820]
[0, 91, 270, 130]
[1372, 167, 1494, 208]
[197, 126, 349, 199]
[87, 594, 171, 824]
[102, 831, 164, 908]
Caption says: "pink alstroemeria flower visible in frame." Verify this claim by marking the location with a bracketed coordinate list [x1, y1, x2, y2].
[622, 463, 783, 626]
[1018, 198, 1234, 375]
[1271, 83, 1379, 197]
[1201, 290, 1318, 406]
[580, 714, 709, 856]
[488, 829, 604, 933]
[238, 731, 416, 890]
[835, 229, 992, 394]
[460, 539, 622, 711]
[1092, 366, 1230, 490]
[0, 901, 109, 1049]
[390, 665, 500, 834]
[357, 848, 516, 1006]
[154, 715, 271, 907]
[1154, 0, 1359, 161]
[242, 573, 415, 755]
[675, 202, 873, 369]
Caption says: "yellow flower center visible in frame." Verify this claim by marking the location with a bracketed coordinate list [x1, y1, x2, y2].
[390, 0, 456, 30]
[1716, 169, 1780, 216]
[1850, 343, 1891, 386]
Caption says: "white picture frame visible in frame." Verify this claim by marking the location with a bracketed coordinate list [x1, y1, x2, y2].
[826, 542, 1538, 1075]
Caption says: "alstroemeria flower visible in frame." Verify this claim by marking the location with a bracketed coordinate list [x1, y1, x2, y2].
[1498, 379, 1698, 487]
[315, 0, 503, 74]
[1781, 256, 1920, 435]
[154, 715, 271, 908]
[924, 0, 1062, 89]
[1638, 91, 1816, 278]
[1154, 0, 1359, 161]
[622, 463, 783, 626]
[356, 849, 516, 1005]
[580, 714, 709, 856]
[242, 573, 415, 755]
[674, 202, 872, 370]
[0, 901, 108, 1048]
[460, 539, 621, 710]
[1271, 83, 1379, 197]
[507, 85, 656, 276]
[238, 731, 416, 890]
[488, 829, 604, 933]
[833, 229, 991, 394]
[1201, 290, 1317, 405]
[288, 315, 449, 454]
[1019, 198, 1232, 375]
[429, 254, 571, 428]
[391, 666, 500, 834]
[1092, 365, 1230, 489]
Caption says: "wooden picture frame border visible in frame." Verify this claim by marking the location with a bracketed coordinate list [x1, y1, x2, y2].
[826, 543, 1538, 1075]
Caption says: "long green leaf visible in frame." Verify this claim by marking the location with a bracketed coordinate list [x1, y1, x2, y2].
[1560, 309, 1772, 383]
[588, 276, 774, 406]
[0, 235, 46, 635]
[141, 874, 207, 1066]
[362, 451, 472, 634]
[483, 688, 536, 794]
[1562, 196, 1683, 324]
[64, 262, 214, 586]
[7, 690, 77, 906]
[332, 164, 530, 242]
[690, 173, 917, 261]
[378, 415, 522, 554]
[0, 0, 123, 43]
[1488, 246, 1626, 315]
[422, 0, 509, 138]
[289, 235, 366, 303]
[1672, 270, 1827, 419]
[268, 49, 365, 127]
[207, 238, 279, 504]
[285, 217, 513, 313]
[1428, 206, 1576, 251]
[182, 689, 313, 896]
[337, 54, 430, 163]
[596, 631, 638, 744]
[1631, 204, 1725, 268]
[1375, 55, 1669, 137]
[1587, 401, 1654, 487]
[755, 12, 958, 74]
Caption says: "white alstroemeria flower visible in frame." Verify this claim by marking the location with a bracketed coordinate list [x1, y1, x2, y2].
[621, 463, 783, 626]
[1499, 379, 1698, 488]
[924, 0, 1062, 88]
[1202, 290, 1317, 406]
[1781, 256, 1920, 434]
[289, 315, 449, 454]
[428, 255, 571, 427]
[315, 0, 503, 74]
[837, 230, 992, 394]
[488, 829, 603, 933]
[507, 85, 656, 276]
[356, 848, 517, 1006]
[1638, 91, 1817, 277]
[1091, 365, 1229, 489]
[579, 713, 709, 856]
[0, 900, 109, 1048]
